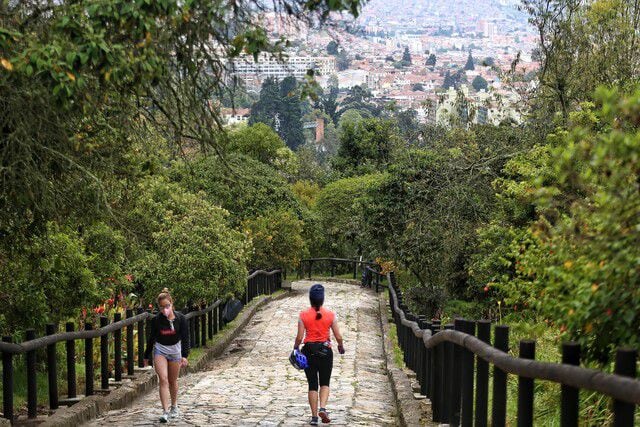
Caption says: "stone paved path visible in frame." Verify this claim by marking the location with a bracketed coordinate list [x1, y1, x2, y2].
[87, 280, 397, 426]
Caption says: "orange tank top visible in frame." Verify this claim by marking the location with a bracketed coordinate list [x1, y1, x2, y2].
[300, 307, 335, 343]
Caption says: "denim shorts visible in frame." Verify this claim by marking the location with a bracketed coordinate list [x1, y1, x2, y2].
[153, 343, 182, 362]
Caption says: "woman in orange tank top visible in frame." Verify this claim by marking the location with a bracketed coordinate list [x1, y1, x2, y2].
[294, 284, 344, 425]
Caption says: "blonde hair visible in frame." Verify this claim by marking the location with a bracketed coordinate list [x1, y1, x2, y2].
[157, 288, 173, 305]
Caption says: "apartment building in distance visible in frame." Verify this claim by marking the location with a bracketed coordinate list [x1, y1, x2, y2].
[231, 53, 336, 89]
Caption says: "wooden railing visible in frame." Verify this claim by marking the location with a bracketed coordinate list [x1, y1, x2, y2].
[387, 271, 639, 426]
[0, 269, 283, 423]
[298, 258, 386, 291]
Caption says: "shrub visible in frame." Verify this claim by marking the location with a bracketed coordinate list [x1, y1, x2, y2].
[128, 176, 249, 306]
[313, 173, 386, 257]
[171, 153, 303, 225]
[0, 223, 103, 334]
[242, 209, 308, 271]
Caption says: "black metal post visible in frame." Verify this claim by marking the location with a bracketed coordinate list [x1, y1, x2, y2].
[443, 324, 454, 424]
[126, 309, 134, 375]
[194, 308, 200, 348]
[613, 348, 637, 427]
[137, 308, 145, 368]
[475, 320, 491, 427]
[46, 323, 59, 410]
[26, 329, 37, 418]
[85, 322, 94, 396]
[100, 316, 109, 390]
[308, 261, 313, 279]
[422, 321, 431, 397]
[431, 338, 442, 422]
[353, 260, 357, 279]
[460, 320, 476, 427]
[330, 261, 335, 277]
[517, 340, 535, 427]
[213, 305, 219, 334]
[429, 320, 440, 415]
[560, 342, 580, 427]
[218, 302, 224, 329]
[65, 322, 77, 398]
[2, 336, 14, 422]
[114, 313, 122, 382]
[201, 306, 207, 347]
[451, 319, 464, 426]
[492, 325, 509, 427]
[208, 306, 214, 339]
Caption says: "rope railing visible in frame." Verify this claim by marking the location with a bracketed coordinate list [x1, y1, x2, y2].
[298, 257, 386, 291]
[386, 271, 640, 426]
[0, 269, 283, 423]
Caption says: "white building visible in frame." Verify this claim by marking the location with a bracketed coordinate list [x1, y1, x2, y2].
[232, 53, 336, 82]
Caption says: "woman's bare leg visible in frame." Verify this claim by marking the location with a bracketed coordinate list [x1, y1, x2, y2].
[319, 386, 330, 409]
[167, 361, 181, 406]
[308, 390, 319, 416]
[154, 355, 170, 411]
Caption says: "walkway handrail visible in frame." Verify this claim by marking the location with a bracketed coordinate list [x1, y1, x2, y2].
[387, 277, 640, 404]
[298, 257, 386, 292]
[386, 271, 640, 425]
[0, 312, 151, 354]
[0, 269, 282, 422]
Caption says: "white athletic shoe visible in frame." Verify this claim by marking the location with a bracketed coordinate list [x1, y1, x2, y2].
[159, 411, 169, 423]
[169, 405, 180, 419]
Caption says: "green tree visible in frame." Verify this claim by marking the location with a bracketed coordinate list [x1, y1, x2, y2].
[278, 76, 306, 150]
[523, 0, 640, 121]
[242, 209, 308, 271]
[250, 78, 282, 130]
[250, 77, 306, 150]
[481, 57, 495, 67]
[472, 75, 488, 91]
[129, 177, 249, 305]
[333, 118, 402, 176]
[228, 123, 287, 164]
[478, 88, 640, 362]
[401, 47, 412, 66]
[426, 54, 437, 67]
[0, 223, 104, 333]
[327, 40, 339, 55]
[172, 153, 303, 225]
[336, 50, 351, 71]
[313, 174, 387, 257]
[362, 125, 530, 316]
[464, 51, 475, 70]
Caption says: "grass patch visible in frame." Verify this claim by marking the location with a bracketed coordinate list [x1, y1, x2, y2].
[387, 322, 405, 368]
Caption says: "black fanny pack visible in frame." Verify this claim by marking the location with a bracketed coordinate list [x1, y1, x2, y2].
[304, 342, 331, 357]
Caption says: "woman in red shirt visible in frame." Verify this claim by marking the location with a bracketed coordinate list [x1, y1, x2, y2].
[294, 284, 345, 425]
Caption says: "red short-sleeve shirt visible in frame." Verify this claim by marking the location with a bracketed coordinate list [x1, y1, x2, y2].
[300, 307, 335, 343]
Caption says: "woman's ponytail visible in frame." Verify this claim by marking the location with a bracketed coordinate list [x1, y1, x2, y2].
[309, 284, 325, 320]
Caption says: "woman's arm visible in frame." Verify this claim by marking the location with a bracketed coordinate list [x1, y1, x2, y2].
[293, 318, 305, 350]
[179, 314, 190, 358]
[331, 318, 345, 353]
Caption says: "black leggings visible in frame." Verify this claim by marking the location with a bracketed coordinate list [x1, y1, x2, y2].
[303, 347, 333, 391]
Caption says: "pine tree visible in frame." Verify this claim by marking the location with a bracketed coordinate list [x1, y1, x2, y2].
[442, 71, 454, 89]
[249, 78, 281, 129]
[464, 51, 475, 71]
[402, 47, 412, 66]
[278, 76, 305, 150]
[426, 54, 437, 67]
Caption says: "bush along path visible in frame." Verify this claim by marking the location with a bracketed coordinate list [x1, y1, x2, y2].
[87, 281, 397, 426]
